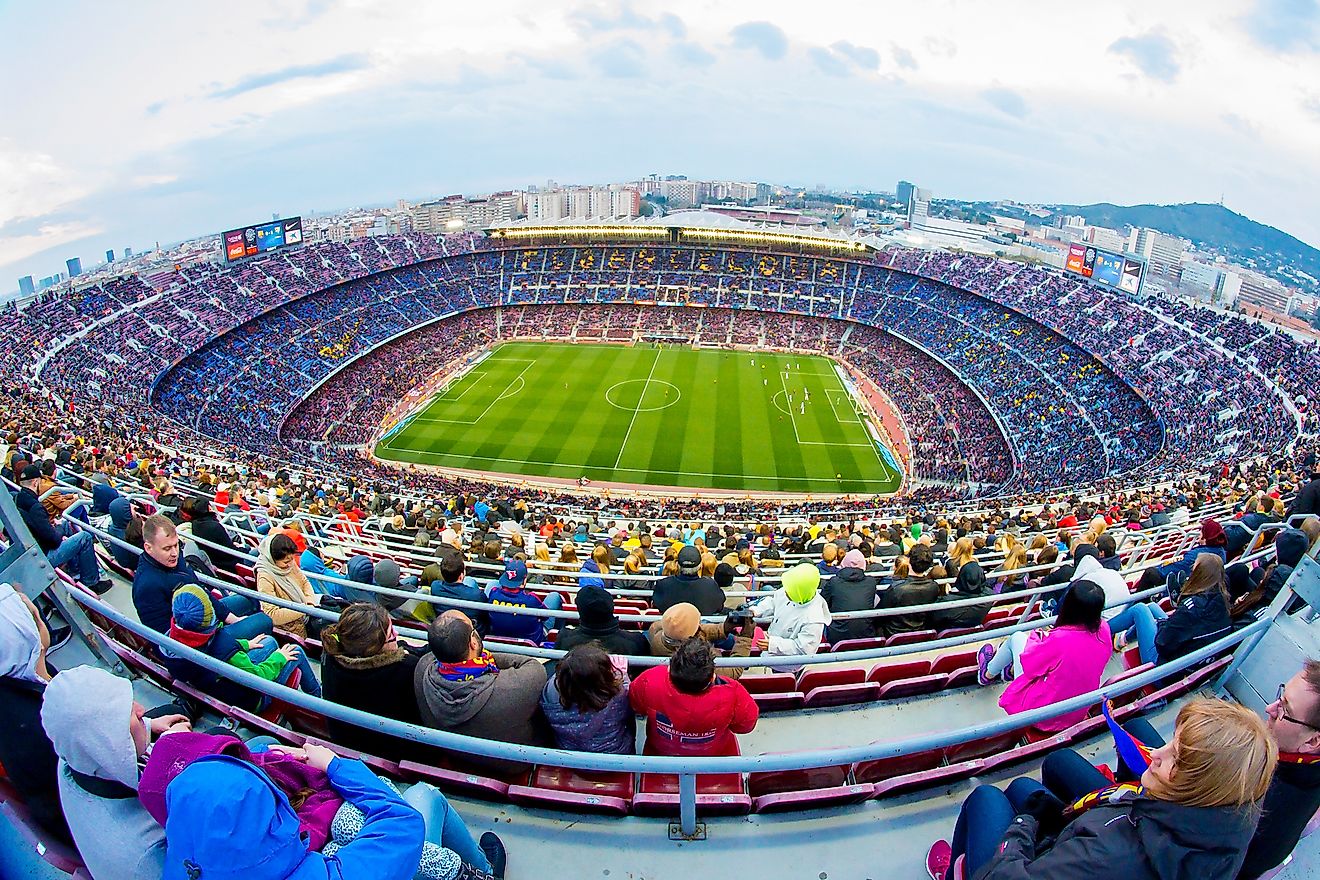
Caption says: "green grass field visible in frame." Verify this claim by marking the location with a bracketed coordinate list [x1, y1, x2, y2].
[375, 342, 901, 494]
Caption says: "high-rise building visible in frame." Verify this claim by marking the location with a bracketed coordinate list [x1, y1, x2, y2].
[410, 193, 522, 233]
[896, 181, 915, 210]
[1236, 269, 1293, 316]
[1126, 227, 1186, 273]
[1086, 226, 1126, 253]
[528, 190, 567, 222]
[105, 249, 115, 263]
[17, 276, 35, 297]
[1180, 262, 1242, 305]
[66, 257, 82, 278]
[907, 187, 932, 223]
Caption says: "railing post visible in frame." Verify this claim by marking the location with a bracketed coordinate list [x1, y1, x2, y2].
[678, 773, 698, 837]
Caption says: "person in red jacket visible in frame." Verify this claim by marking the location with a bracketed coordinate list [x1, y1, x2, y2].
[629, 637, 758, 757]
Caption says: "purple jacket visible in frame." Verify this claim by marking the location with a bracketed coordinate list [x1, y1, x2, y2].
[138, 732, 342, 851]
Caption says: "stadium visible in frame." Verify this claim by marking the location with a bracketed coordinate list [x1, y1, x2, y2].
[3, 211, 1320, 880]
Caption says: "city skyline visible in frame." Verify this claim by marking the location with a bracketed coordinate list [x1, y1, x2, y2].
[3, 0, 1320, 282]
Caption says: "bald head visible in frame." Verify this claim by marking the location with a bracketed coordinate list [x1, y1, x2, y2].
[428, 609, 477, 662]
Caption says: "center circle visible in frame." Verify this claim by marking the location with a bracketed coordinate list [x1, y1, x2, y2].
[604, 378, 682, 412]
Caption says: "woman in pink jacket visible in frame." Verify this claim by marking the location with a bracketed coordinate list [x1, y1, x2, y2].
[976, 579, 1111, 731]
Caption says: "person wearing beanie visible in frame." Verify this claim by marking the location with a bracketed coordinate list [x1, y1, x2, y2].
[41, 666, 192, 880]
[554, 585, 650, 656]
[160, 744, 431, 880]
[746, 563, 831, 671]
[820, 549, 881, 643]
[645, 602, 753, 678]
[372, 557, 416, 614]
[1137, 517, 1229, 591]
[652, 544, 725, 615]
[165, 584, 322, 706]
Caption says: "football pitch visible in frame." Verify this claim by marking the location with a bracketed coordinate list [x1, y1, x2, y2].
[375, 342, 901, 495]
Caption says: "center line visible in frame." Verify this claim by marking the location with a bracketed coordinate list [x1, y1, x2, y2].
[614, 347, 663, 470]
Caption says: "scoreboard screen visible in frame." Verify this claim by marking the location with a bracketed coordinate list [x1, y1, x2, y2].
[223, 216, 304, 262]
[1065, 242, 1145, 295]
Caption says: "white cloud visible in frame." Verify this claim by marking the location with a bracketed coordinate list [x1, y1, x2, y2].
[2, 0, 1320, 282]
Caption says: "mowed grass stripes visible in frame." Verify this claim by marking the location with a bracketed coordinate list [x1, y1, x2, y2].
[376, 342, 900, 495]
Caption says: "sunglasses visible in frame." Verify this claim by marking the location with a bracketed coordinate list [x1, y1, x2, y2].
[1277, 683, 1320, 731]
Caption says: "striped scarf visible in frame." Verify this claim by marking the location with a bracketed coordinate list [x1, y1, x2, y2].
[435, 650, 498, 682]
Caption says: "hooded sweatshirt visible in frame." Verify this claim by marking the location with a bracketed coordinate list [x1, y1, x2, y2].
[91, 481, 121, 516]
[979, 788, 1262, 880]
[41, 665, 167, 880]
[929, 561, 994, 632]
[254, 534, 315, 637]
[748, 565, 831, 671]
[554, 586, 650, 656]
[161, 755, 423, 880]
[413, 649, 550, 776]
[1259, 528, 1310, 603]
[342, 555, 380, 606]
[1072, 554, 1132, 620]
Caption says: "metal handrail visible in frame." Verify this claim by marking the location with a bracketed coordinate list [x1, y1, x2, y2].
[62, 579, 1270, 777]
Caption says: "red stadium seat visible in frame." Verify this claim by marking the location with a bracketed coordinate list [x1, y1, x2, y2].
[866, 659, 931, 688]
[876, 674, 945, 700]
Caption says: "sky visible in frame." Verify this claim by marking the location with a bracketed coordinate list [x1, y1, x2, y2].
[3, 0, 1320, 286]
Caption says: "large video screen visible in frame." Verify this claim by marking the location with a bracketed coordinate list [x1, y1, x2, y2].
[223, 216, 303, 262]
[1065, 242, 1144, 294]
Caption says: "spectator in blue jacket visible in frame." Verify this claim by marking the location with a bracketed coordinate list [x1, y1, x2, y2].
[14, 464, 110, 594]
[487, 559, 561, 642]
[1136, 517, 1228, 591]
[160, 744, 425, 880]
[132, 515, 270, 641]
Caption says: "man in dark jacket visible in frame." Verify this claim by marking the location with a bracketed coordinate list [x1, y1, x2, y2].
[14, 464, 110, 593]
[182, 496, 242, 573]
[1287, 470, 1320, 518]
[430, 549, 489, 634]
[105, 497, 140, 573]
[131, 515, 269, 640]
[652, 545, 725, 614]
[554, 585, 650, 656]
[881, 545, 939, 636]
[820, 550, 879, 643]
[414, 610, 550, 776]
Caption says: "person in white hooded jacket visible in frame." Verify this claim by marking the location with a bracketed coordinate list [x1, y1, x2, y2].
[1070, 550, 1133, 622]
[40, 665, 191, 880]
[747, 563, 831, 672]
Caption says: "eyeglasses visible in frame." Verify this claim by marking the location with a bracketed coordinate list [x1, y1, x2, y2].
[1276, 684, 1320, 730]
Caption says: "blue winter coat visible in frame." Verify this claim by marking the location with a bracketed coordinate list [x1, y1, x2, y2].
[90, 482, 120, 516]
[540, 676, 635, 754]
[106, 497, 140, 572]
[341, 555, 378, 605]
[161, 755, 423, 880]
[132, 552, 202, 634]
[1155, 545, 1226, 584]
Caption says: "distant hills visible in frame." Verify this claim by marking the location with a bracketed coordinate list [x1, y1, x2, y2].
[1048, 202, 1320, 292]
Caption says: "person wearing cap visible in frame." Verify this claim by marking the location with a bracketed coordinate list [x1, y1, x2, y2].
[486, 558, 562, 642]
[652, 544, 726, 615]
[820, 549, 881, 643]
[14, 462, 111, 594]
[645, 602, 752, 679]
[554, 585, 650, 657]
[747, 563, 831, 671]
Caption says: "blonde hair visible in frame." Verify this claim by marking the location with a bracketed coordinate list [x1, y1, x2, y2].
[591, 544, 612, 574]
[1146, 698, 1276, 808]
[700, 552, 718, 578]
[948, 537, 976, 570]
